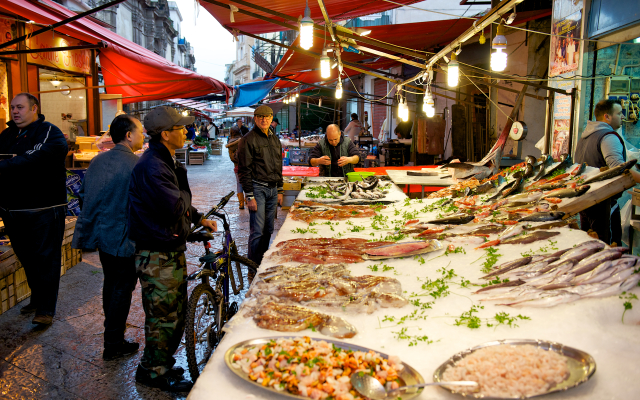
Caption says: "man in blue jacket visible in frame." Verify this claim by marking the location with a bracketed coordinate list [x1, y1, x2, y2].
[0, 93, 68, 326]
[128, 106, 216, 392]
[72, 114, 145, 360]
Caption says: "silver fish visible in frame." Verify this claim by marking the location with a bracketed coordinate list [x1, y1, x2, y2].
[501, 291, 580, 308]
[572, 260, 614, 284]
[563, 283, 610, 296]
[582, 159, 638, 184]
[518, 212, 565, 222]
[600, 267, 636, 284]
[507, 192, 544, 203]
[479, 287, 543, 302]
[498, 224, 525, 240]
[541, 185, 590, 200]
[560, 241, 606, 262]
[571, 249, 623, 276]
[481, 256, 533, 279]
[582, 274, 640, 298]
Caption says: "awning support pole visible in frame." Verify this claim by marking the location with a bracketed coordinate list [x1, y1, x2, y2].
[0, 0, 127, 50]
[0, 43, 106, 56]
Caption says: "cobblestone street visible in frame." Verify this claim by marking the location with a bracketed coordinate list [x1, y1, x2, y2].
[0, 149, 287, 400]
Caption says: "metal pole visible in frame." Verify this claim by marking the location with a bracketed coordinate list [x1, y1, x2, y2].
[0, 43, 106, 56]
[568, 88, 576, 157]
[545, 92, 555, 155]
[0, 0, 127, 50]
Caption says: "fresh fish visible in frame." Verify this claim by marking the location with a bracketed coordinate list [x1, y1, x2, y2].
[583, 159, 638, 184]
[500, 174, 525, 198]
[582, 274, 640, 298]
[574, 261, 617, 285]
[560, 240, 606, 260]
[518, 212, 565, 222]
[507, 192, 544, 203]
[523, 163, 535, 178]
[502, 260, 553, 279]
[467, 225, 507, 235]
[473, 279, 526, 293]
[533, 161, 554, 181]
[525, 155, 537, 165]
[486, 179, 516, 202]
[500, 291, 580, 307]
[571, 249, 623, 276]
[473, 179, 500, 195]
[366, 241, 431, 256]
[570, 162, 586, 176]
[526, 221, 570, 231]
[541, 185, 590, 200]
[442, 162, 475, 170]
[599, 267, 636, 284]
[539, 273, 577, 289]
[528, 259, 574, 277]
[479, 287, 542, 302]
[498, 224, 525, 240]
[500, 230, 560, 245]
[562, 283, 611, 296]
[533, 154, 572, 182]
[427, 213, 475, 225]
[535, 181, 568, 191]
[481, 256, 533, 279]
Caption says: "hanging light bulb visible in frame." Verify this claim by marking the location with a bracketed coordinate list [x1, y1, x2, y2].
[447, 53, 459, 87]
[51, 76, 61, 87]
[318, 98, 322, 107]
[299, 0, 314, 50]
[479, 30, 486, 45]
[320, 49, 331, 79]
[398, 95, 409, 122]
[335, 79, 343, 99]
[423, 92, 435, 118]
[491, 22, 508, 72]
[182, 110, 188, 116]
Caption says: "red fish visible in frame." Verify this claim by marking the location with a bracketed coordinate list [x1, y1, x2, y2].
[291, 255, 326, 264]
[416, 228, 445, 237]
[475, 240, 500, 250]
[544, 197, 563, 204]
[366, 241, 430, 256]
[546, 173, 569, 184]
[405, 219, 419, 226]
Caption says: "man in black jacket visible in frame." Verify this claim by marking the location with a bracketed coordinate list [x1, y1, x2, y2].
[237, 105, 283, 267]
[0, 93, 68, 326]
[128, 106, 216, 392]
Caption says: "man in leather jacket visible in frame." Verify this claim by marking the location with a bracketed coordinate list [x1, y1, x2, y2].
[128, 106, 216, 392]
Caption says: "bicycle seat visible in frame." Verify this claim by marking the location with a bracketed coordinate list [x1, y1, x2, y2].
[199, 253, 217, 263]
[187, 230, 214, 243]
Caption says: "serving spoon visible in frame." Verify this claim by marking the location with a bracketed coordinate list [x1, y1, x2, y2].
[350, 373, 478, 400]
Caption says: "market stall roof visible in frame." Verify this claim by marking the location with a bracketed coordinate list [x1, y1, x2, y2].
[199, 0, 423, 35]
[193, 111, 213, 121]
[271, 10, 550, 89]
[0, 0, 231, 103]
[166, 99, 211, 111]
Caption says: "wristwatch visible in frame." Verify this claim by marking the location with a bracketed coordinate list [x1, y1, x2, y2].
[246, 196, 255, 202]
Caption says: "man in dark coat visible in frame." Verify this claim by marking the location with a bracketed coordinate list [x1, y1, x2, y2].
[129, 106, 216, 392]
[0, 93, 68, 326]
[72, 114, 144, 360]
[575, 99, 640, 244]
[237, 105, 283, 266]
[309, 124, 360, 177]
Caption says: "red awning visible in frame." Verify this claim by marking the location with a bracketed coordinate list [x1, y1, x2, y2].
[1, 0, 231, 104]
[271, 10, 550, 88]
[193, 111, 213, 121]
[200, 0, 422, 35]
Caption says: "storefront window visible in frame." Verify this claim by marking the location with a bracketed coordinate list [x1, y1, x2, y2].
[39, 68, 87, 139]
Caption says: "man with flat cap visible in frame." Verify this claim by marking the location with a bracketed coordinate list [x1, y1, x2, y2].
[237, 105, 283, 269]
[128, 106, 216, 392]
[309, 124, 360, 177]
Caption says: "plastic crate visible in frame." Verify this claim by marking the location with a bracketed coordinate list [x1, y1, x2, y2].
[289, 149, 309, 166]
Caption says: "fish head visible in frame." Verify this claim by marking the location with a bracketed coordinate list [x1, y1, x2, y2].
[525, 155, 536, 165]
[550, 212, 566, 219]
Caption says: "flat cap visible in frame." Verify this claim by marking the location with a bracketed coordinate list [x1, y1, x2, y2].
[254, 105, 273, 116]
[144, 106, 194, 135]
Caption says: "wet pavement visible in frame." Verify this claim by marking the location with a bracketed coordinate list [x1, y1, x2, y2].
[0, 146, 287, 399]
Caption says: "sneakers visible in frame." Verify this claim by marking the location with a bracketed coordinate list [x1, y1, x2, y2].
[135, 365, 193, 392]
[32, 314, 53, 325]
[103, 340, 140, 361]
[20, 303, 37, 314]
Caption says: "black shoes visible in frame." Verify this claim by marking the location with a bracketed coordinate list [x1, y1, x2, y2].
[20, 303, 37, 314]
[103, 340, 140, 361]
[135, 365, 193, 392]
[32, 314, 53, 325]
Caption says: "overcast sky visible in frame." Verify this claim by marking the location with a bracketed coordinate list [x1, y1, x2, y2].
[175, 0, 235, 80]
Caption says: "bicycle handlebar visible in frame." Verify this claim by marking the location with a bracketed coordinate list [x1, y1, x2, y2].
[191, 191, 235, 233]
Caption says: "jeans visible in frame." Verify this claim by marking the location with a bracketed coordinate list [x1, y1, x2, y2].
[99, 250, 137, 346]
[248, 185, 278, 265]
[3, 206, 66, 316]
[233, 166, 243, 194]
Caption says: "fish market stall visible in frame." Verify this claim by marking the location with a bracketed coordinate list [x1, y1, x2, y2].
[386, 169, 456, 198]
[296, 176, 407, 204]
[189, 156, 640, 400]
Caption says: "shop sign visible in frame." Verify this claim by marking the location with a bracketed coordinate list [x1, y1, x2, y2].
[0, 22, 91, 74]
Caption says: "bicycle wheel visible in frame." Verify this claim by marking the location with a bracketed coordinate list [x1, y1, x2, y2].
[230, 253, 258, 285]
[185, 283, 223, 380]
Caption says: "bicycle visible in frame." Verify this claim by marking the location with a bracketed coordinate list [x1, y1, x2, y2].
[184, 191, 258, 380]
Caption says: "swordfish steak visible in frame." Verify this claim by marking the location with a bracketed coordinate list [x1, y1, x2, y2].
[365, 241, 430, 256]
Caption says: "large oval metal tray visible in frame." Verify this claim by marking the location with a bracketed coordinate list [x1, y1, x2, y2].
[433, 339, 596, 399]
[225, 336, 425, 399]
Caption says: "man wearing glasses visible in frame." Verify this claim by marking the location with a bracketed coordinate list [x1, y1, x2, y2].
[237, 105, 283, 269]
[128, 106, 216, 392]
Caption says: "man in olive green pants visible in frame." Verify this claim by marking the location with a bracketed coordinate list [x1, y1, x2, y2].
[135, 251, 187, 377]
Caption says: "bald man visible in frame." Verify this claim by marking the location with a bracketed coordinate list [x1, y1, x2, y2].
[309, 124, 360, 177]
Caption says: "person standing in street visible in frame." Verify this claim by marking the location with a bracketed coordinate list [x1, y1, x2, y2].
[237, 105, 283, 267]
[229, 118, 248, 142]
[72, 114, 144, 360]
[128, 106, 217, 392]
[309, 124, 360, 177]
[0, 93, 68, 326]
[344, 113, 363, 143]
[575, 99, 640, 244]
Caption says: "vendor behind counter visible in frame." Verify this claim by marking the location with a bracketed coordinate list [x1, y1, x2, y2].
[308, 124, 360, 177]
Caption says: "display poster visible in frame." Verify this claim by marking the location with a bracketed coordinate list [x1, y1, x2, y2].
[549, 11, 582, 77]
[0, 62, 8, 125]
[0, 23, 91, 74]
[548, 0, 583, 158]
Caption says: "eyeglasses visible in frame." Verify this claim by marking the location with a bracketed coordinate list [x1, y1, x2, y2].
[170, 126, 186, 131]
[255, 115, 273, 120]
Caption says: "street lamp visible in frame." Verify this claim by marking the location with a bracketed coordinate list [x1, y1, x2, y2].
[491, 22, 508, 72]
[299, 0, 314, 50]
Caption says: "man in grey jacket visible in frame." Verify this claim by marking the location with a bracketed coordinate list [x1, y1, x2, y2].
[575, 99, 640, 244]
[72, 114, 144, 360]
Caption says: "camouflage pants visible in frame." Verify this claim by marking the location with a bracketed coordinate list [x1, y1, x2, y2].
[135, 250, 187, 378]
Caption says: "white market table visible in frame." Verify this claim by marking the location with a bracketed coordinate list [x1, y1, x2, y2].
[188, 170, 640, 400]
[386, 169, 456, 198]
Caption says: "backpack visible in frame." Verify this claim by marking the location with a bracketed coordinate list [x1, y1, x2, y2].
[228, 138, 242, 164]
